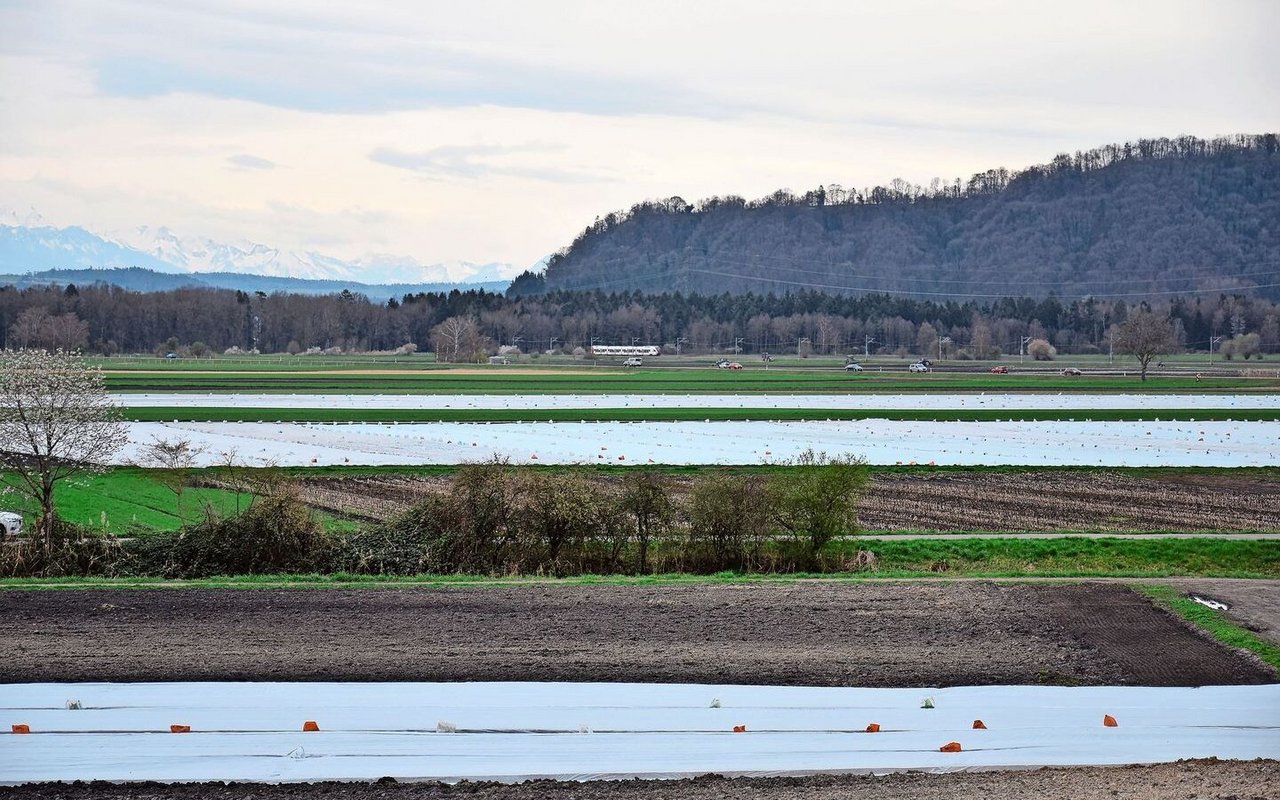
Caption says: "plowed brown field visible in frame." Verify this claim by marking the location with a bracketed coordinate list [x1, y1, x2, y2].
[290, 470, 1280, 532]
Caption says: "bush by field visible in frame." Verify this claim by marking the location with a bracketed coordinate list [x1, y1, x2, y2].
[7, 456, 1275, 581]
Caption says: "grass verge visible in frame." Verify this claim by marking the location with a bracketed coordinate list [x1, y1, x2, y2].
[106, 369, 1278, 394]
[2, 537, 1275, 589]
[1136, 584, 1280, 673]
[830, 537, 1280, 578]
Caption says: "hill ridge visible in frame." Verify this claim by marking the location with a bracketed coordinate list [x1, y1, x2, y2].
[515, 133, 1280, 301]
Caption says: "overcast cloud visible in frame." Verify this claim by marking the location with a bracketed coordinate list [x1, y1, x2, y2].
[0, 0, 1275, 267]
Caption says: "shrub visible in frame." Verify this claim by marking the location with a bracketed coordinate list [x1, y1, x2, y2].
[522, 472, 600, 563]
[686, 472, 772, 571]
[336, 496, 447, 575]
[769, 450, 868, 565]
[145, 486, 331, 577]
[1027, 338, 1057, 360]
[618, 471, 676, 573]
[356, 459, 534, 575]
[0, 518, 125, 578]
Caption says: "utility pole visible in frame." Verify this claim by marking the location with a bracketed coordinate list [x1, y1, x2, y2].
[632, 337, 641, 346]
[676, 336, 687, 356]
[939, 336, 951, 362]
[735, 337, 745, 354]
[1209, 335, 1223, 367]
[549, 336, 558, 352]
[864, 335, 876, 359]
[1020, 335, 1033, 365]
[798, 336, 810, 356]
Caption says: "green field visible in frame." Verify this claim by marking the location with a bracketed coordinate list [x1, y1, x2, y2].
[120, 406, 1280, 424]
[105, 367, 1279, 394]
[1, 469, 245, 532]
[1, 469, 357, 533]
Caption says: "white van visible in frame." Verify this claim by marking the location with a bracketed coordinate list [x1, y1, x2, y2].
[0, 512, 23, 538]
[623, 357, 644, 367]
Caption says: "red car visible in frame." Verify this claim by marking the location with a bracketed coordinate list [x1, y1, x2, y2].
[990, 366, 1008, 374]
[727, 362, 744, 370]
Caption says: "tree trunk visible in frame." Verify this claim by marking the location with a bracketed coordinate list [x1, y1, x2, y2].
[39, 480, 56, 551]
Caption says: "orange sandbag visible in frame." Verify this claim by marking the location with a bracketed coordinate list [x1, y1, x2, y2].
[1103, 714, 1118, 727]
[302, 720, 320, 732]
[169, 724, 191, 733]
[865, 723, 881, 733]
[11, 724, 30, 734]
[939, 741, 963, 752]
[732, 724, 747, 733]
[972, 719, 987, 729]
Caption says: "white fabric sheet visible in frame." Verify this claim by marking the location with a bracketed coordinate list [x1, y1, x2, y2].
[115, 419, 1280, 467]
[2, 683, 1277, 784]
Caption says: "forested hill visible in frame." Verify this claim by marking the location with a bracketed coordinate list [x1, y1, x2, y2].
[513, 134, 1280, 301]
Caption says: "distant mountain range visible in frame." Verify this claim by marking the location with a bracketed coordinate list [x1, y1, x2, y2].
[515, 133, 1280, 301]
[0, 266, 509, 302]
[0, 210, 529, 291]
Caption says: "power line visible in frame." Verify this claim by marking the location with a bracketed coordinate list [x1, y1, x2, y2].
[697, 249, 1280, 288]
[681, 266, 1280, 300]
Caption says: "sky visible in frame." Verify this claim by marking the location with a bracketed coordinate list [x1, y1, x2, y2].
[1, 0, 1276, 273]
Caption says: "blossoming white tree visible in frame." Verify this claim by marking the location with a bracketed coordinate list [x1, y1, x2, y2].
[0, 349, 128, 546]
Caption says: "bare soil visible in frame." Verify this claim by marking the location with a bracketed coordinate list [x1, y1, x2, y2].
[1, 583, 1272, 686]
[4, 760, 1276, 800]
[293, 470, 1280, 532]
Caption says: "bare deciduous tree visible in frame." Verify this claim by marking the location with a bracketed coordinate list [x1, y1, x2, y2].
[6, 309, 89, 352]
[135, 436, 206, 519]
[0, 349, 128, 545]
[430, 316, 486, 363]
[1115, 311, 1177, 381]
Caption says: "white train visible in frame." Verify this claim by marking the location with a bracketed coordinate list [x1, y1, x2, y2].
[589, 345, 661, 356]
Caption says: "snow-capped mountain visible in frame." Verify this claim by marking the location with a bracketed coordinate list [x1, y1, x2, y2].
[0, 211, 530, 285]
[0, 223, 178, 273]
[111, 225, 525, 284]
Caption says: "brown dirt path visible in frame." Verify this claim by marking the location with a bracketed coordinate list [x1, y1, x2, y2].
[2, 760, 1276, 800]
[1, 582, 1272, 686]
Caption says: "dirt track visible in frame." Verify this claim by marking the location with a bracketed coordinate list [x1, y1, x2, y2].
[3, 760, 1276, 800]
[1, 582, 1273, 686]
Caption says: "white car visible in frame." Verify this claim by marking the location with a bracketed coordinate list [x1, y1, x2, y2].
[0, 512, 23, 538]
[622, 357, 644, 367]
[909, 362, 930, 373]
[844, 363, 864, 372]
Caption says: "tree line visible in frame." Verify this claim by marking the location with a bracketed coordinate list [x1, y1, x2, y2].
[3, 282, 1278, 359]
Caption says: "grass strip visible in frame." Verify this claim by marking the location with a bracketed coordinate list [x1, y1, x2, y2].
[1135, 584, 1280, 673]
[120, 406, 1280, 423]
[832, 537, 1280, 578]
[105, 370, 1277, 394]
[4, 538, 1275, 590]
